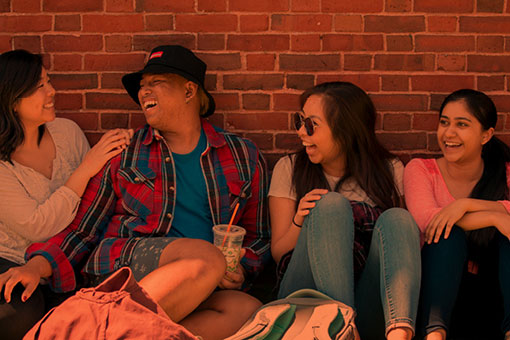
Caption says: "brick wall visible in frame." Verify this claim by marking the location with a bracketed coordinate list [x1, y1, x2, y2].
[2, 0, 510, 167]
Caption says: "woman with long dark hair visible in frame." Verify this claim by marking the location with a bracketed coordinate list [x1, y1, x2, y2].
[269, 81, 421, 340]
[404, 89, 510, 339]
[0, 50, 132, 339]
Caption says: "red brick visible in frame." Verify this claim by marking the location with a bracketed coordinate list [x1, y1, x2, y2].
[83, 15, 144, 33]
[223, 74, 284, 90]
[437, 54, 466, 71]
[323, 34, 383, 51]
[245, 133, 274, 151]
[106, 0, 134, 12]
[57, 112, 98, 131]
[198, 34, 225, 50]
[427, 134, 441, 152]
[275, 133, 301, 150]
[0, 36, 11, 51]
[415, 35, 474, 52]
[105, 35, 132, 52]
[371, 94, 428, 111]
[12, 0, 40, 12]
[386, 0, 412, 12]
[55, 15, 81, 31]
[468, 55, 510, 72]
[196, 53, 241, 71]
[228, 35, 289, 51]
[85, 54, 146, 71]
[53, 54, 82, 71]
[55, 93, 82, 110]
[382, 75, 409, 91]
[198, 0, 227, 11]
[460, 16, 510, 33]
[365, 15, 425, 33]
[286, 74, 315, 90]
[84, 132, 103, 146]
[280, 54, 339, 71]
[0, 15, 51, 32]
[506, 37, 510, 52]
[478, 76, 505, 91]
[411, 75, 474, 92]
[175, 14, 237, 32]
[476, 36, 504, 53]
[246, 54, 276, 71]
[492, 96, 510, 112]
[145, 15, 173, 31]
[86, 92, 139, 110]
[136, 0, 194, 12]
[386, 35, 413, 51]
[205, 74, 217, 91]
[323, 0, 383, 12]
[130, 113, 147, 129]
[344, 54, 372, 71]
[101, 113, 129, 129]
[427, 16, 458, 32]
[377, 132, 427, 150]
[49, 74, 98, 90]
[44, 0, 102, 11]
[43, 35, 103, 52]
[430, 94, 448, 111]
[333, 15, 362, 32]
[230, 0, 288, 11]
[242, 94, 270, 110]
[413, 113, 439, 131]
[291, 35, 321, 51]
[414, 0, 473, 13]
[213, 93, 240, 110]
[271, 14, 332, 32]
[374, 54, 435, 71]
[291, 0, 320, 12]
[240, 15, 269, 32]
[132, 34, 195, 51]
[227, 112, 288, 130]
[13, 36, 41, 52]
[101, 73, 124, 89]
[497, 134, 510, 146]
[383, 114, 411, 131]
[0, 0, 9, 12]
[337, 74, 380, 92]
[274, 94, 300, 111]
[477, 0, 504, 12]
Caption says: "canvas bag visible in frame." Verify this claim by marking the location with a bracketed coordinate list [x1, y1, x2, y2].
[225, 289, 357, 340]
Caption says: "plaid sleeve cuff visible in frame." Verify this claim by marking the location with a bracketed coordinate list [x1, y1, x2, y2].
[26, 242, 77, 293]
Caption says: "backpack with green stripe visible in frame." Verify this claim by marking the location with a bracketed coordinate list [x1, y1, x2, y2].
[225, 289, 357, 340]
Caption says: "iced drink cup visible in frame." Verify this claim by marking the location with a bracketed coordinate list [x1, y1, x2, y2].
[213, 224, 246, 272]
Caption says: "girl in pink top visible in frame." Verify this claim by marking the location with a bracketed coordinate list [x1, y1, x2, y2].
[404, 89, 510, 340]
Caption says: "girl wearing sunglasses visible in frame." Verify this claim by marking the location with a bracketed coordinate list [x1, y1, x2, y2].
[268, 82, 421, 340]
[404, 89, 510, 339]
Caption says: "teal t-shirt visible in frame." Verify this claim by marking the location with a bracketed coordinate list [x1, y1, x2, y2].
[167, 129, 213, 242]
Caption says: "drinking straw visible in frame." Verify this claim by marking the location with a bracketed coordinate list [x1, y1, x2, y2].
[221, 202, 240, 247]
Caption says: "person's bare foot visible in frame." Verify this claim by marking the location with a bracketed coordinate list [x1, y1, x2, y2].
[424, 329, 446, 340]
[387, 327, 413, 340]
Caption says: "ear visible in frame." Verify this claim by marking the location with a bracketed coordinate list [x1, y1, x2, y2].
[184, 81, 198, 103]
[481, 127, 494, 145]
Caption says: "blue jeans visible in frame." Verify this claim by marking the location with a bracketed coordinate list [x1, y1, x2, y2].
[419, 226, 510, 335]
[278, 192, 421, 339]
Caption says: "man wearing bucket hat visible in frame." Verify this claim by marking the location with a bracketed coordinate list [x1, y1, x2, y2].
[4, 45, 270, 340]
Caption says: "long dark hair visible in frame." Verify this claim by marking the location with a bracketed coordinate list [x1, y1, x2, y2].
[292, 82, 401, 210]
[440, 89, 510, 250]
[0, 49, 45, 162]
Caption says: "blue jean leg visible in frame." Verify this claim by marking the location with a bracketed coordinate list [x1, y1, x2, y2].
[418, 226, 467, 336]
[278, 192, 355, 306]
[355, 208, 421, 339]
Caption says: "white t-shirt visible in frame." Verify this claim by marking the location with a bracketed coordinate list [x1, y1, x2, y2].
[0, 118, 90, 264]
[269, 154, 404, 207]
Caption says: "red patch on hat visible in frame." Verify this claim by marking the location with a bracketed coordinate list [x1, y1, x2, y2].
[149, 51, 163, 59]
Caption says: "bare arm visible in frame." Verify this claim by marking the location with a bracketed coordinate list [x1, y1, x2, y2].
[269, 196, 301, 264]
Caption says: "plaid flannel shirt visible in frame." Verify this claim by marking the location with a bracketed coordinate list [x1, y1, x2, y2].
[26, 119, 271, 292]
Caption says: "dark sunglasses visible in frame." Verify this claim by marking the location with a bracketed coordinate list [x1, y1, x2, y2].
[293, 112, 315, 136]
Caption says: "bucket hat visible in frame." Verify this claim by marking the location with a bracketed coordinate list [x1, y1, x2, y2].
[122, 45, 215, 117]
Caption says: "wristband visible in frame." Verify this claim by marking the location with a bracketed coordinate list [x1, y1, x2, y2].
[292, 216, 303, 228]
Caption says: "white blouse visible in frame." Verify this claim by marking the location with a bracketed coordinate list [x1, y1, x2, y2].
[0, 118, 90, 264]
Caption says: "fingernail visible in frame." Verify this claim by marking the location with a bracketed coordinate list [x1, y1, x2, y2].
[22, 296, 26, 302]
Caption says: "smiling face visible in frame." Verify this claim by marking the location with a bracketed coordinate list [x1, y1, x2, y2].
[437, 100, 494, 164]
[299, 94, 344, 176]
[14, 68, 55, 129]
